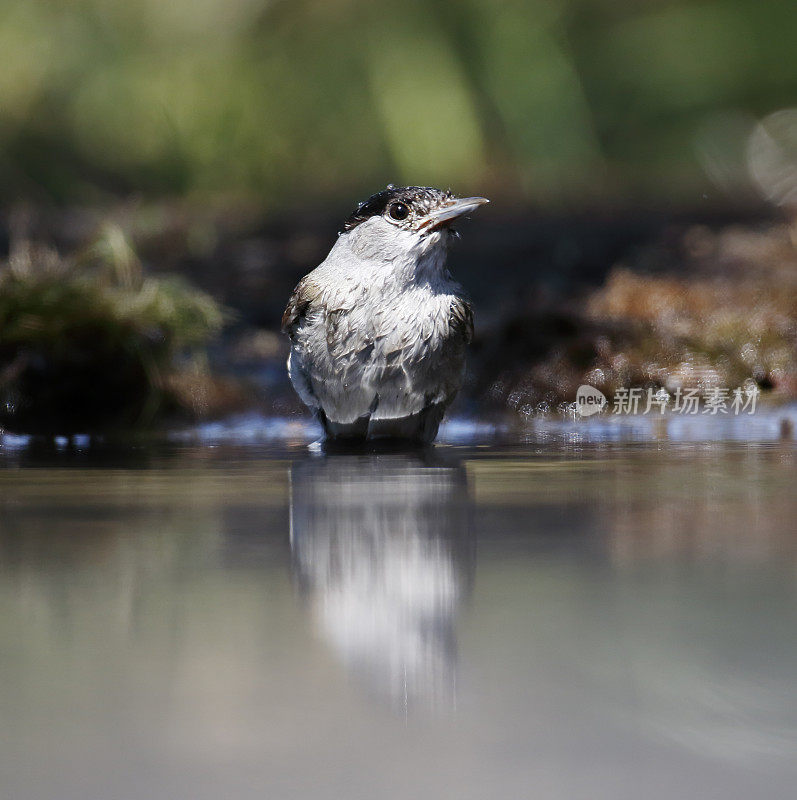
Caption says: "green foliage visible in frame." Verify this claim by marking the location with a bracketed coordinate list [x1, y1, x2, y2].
[2, 0, 796, 205]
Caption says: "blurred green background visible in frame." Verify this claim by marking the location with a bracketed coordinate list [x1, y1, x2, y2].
[3, 0, 796, 209]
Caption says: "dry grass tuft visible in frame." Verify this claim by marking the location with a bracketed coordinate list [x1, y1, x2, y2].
[482, 222, 797, 417]
[0, 224, 226, 434]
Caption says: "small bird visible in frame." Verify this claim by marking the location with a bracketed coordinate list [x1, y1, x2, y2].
[282, 185, 488, 443]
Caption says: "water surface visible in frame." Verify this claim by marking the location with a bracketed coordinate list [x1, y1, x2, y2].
[1, 439, 795, 799]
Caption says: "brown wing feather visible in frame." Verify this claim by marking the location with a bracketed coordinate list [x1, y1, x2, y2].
[449, 297, 474, 344]
[281, 277, 321, 337]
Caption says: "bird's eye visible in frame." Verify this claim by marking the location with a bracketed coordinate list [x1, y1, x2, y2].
[388, 202, 409, 221]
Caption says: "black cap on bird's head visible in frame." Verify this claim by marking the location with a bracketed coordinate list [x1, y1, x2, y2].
[343, 185, 488, 236]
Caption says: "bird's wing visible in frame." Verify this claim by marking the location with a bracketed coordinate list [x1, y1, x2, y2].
[449, 296, 474, 345]
[281, 276, 322, 338]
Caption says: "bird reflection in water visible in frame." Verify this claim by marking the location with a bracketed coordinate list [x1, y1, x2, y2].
[289, 452, 472, 712]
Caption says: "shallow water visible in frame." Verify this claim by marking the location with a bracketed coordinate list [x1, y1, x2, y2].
[1, 437, 796, 800]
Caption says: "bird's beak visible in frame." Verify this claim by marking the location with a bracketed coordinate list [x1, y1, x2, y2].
[418, 196, 490, 231]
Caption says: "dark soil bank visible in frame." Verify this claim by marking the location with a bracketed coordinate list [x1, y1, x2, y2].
[1, 203, 794, 433]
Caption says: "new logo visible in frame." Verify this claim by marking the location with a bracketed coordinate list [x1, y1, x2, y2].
[576, 385, 607, 417]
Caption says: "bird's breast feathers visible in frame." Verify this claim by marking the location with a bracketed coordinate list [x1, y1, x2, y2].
[284, 278, 471, 423]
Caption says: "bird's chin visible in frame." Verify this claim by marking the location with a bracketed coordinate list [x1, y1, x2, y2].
[421, 226, 456, 247]
[416, 229, 449, 253]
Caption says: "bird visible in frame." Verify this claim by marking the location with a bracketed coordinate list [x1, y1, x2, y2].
[281, 185, 488, 443]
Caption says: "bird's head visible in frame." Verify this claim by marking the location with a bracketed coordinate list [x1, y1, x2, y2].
[339, 186, 488, 276]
